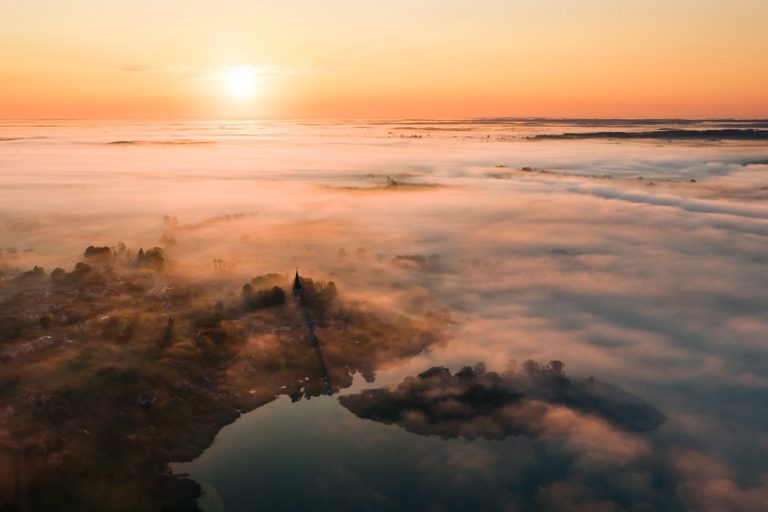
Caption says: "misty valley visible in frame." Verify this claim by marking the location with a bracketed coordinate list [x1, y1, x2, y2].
[1, 119, 767, 511]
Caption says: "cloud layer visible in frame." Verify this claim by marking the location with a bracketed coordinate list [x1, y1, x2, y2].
[2, 120, 767, 510]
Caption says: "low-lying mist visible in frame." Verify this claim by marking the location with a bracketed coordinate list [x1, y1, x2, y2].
[1, 120, 767, 511]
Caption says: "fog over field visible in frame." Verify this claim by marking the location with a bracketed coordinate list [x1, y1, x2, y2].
[1, 119, 767, 511]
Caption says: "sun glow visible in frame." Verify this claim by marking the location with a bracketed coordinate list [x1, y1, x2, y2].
[224, 66, 260, 99]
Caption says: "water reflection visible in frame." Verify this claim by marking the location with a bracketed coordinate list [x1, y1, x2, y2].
[176, 367, 672, 512]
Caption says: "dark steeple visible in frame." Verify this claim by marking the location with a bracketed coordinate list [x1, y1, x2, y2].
[292, 269, 303, 297]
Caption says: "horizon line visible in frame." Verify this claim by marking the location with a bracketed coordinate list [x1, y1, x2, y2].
[2, 116, 768, 123]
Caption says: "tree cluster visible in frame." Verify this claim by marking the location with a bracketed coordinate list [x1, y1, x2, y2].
[242, 284, 287, 310]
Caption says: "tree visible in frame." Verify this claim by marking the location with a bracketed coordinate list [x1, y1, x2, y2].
[83, 245, 112, 263]
[321, 281, 337, 303]
[522, 360, 541, 376]
[548, 360, 565, 375]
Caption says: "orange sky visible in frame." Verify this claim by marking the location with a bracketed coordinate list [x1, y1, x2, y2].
[2, 0, 767, 119]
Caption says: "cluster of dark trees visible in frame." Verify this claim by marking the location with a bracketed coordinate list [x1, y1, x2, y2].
[12, 265, 46, 282]
[296, 276, 337, 306]
[341, 360, 665, 439]
[521, 359, 566, 376]
[83, 244, 165, 270]
[135, 247, 165, 270]
[11, 261, 112, 290]
[240, 274, 338, 308]
[242, 284, 286, 310]
[83, 245, 112, 263]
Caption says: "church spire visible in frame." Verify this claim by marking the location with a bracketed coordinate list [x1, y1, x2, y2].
[292, 269, 303, 297]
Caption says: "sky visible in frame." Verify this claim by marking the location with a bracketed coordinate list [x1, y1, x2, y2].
[1, 0, 767, 119]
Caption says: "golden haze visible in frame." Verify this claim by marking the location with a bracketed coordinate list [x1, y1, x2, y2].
[1, 0, 767, 119]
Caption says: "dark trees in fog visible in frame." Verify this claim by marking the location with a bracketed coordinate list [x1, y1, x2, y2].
[242, 285, 287, 310]
[136, 247, 165, 270]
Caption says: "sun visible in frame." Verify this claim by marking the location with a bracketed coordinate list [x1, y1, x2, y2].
[224, 66, 259, 99]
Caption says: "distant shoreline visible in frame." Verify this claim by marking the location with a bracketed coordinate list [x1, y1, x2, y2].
[532, 128, 768, 141]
